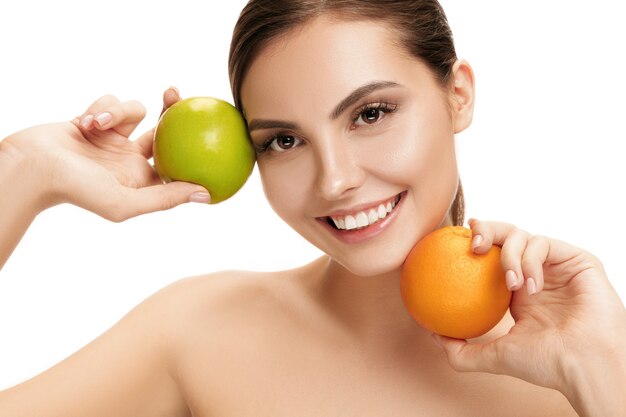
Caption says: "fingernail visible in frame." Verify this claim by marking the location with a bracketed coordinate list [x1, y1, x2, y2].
[189, 192, 211, 204]
[80, 114, 94, 129]
[505, 270, 518, 291]
[526, 278, 537, 296]
[169, 86, 180, 97]
[471, 234, 483, 251]
[94, 112, 112, 127]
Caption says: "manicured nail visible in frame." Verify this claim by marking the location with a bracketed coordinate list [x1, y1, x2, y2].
[471, 234, 483, 251]
[94, 112, 112, 127]
[80, 114, 94, 129]
[505, 270, 518, 291]
[189, 192, 211, 204]
[526, 278, 537, 296]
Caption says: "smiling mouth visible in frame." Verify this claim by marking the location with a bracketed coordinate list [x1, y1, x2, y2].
[323, 193, 403, 231]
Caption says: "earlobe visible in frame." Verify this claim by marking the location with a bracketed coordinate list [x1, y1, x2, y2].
[451, 59, 475, 134]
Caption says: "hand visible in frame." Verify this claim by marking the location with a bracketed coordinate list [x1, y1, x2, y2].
[4, 88, 209, 221]
[433, 219, 626, 408]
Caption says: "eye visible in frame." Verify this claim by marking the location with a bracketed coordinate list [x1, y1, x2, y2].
[360, 108, 382, 124]
[268, 134, 302, 152]
[352, 102, 397, 127]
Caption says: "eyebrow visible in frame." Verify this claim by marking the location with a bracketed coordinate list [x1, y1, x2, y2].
[329, 80, 400, 120]
[247, 118, 299, 133]
[247, 80, 401, 133]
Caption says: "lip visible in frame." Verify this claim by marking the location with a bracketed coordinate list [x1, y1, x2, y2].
[316, 191, 406, 244]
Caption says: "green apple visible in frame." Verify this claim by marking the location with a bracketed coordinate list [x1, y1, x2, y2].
[153, 97, 256, 204]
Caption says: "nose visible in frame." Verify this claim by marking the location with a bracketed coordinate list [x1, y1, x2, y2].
[314, 136, 366, 201]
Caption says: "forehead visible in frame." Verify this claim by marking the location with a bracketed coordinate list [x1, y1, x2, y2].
[240, 16, 434, 119]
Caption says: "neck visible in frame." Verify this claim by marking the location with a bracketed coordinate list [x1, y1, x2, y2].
[313, 256, 429, 351]
[306, 213, 455, 352]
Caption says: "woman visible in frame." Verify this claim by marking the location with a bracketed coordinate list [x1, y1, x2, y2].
[1, 0, 625, 415]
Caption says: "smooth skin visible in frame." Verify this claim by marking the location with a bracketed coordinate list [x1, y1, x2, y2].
[1, 17, 625, 417]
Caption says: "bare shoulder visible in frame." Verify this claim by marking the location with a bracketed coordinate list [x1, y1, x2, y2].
[149, 261, 331, 414]
[149, 259, 323, 350]
[0, 267, 296, 417]
[153, 265, 311, 324]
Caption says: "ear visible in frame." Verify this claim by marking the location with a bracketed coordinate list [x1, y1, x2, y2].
[450, 59, 475, 134]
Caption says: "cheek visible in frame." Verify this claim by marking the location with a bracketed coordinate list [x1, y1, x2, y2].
[363, 109, 458, 191]
[258, 156, 316, 224]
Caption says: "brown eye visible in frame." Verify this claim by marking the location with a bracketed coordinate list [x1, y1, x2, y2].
[269, 135, 302, 152]
[353, 102, 397, 127]
[362, 108, 381, 124]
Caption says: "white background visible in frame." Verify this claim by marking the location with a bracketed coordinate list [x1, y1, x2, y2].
[1, 1, 624, 389]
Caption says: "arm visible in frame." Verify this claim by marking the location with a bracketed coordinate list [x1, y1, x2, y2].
[560, 334, 626, 416]
[0, 138, 46, 269]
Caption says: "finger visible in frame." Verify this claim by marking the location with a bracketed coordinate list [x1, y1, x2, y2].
[98, 182, 211, 222]
[78, 114, 95, 130]
[539, 236, 592, 270]
[123, 182, 211, 218]
[161, 86, 181, 117]
[432, 334, 503, 375]
[499, 228, 531, 291]
[469, 219, 530, 292]
[520, 235, 551, 294]
[468, 218, 516, 254]
[91, 100, 147, 137]
[78, 95, 119, 130]
[134, 128, 156, 159]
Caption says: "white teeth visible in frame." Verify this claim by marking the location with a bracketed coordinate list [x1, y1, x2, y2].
[356, 212, 369, 228]
[329, 195, 401, 231]
[344, 215, 357, 230]
[377, 204, 387, 219]
[331, 217, 347, 230]
[367, 209, 378, 224]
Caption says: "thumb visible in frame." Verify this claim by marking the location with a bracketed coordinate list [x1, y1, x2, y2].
[113, 181, 210, 220]
[432, 334, 503, 374]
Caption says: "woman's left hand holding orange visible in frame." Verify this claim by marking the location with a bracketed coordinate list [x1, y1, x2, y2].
[433, 219, 626, 417]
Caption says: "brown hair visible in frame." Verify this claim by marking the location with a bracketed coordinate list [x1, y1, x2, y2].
[228, 0, 464, 226]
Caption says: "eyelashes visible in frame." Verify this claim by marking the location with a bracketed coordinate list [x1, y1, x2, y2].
[255, 100, 398, 154]
[255, 134, 289, 153]
[256, 134, 302, 153]
[350, 101, 398, 126]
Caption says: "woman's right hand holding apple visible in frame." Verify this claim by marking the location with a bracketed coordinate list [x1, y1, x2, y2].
[0, 89, 207, 268]
[5, 89, 209, 219]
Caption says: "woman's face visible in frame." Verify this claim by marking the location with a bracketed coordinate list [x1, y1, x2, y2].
[241, 17, 472, 277]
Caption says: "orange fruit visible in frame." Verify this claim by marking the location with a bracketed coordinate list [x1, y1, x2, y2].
[400, 226, 511, 339]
